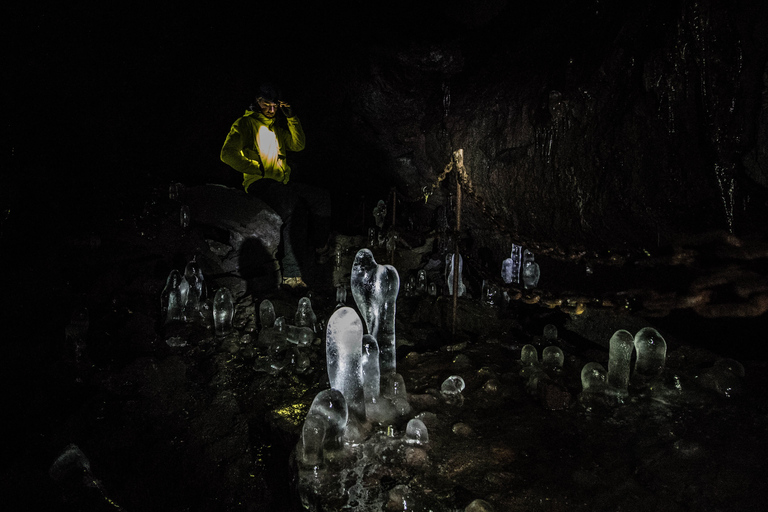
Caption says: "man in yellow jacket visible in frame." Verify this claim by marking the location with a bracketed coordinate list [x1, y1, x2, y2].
[221, 83, 330, 291]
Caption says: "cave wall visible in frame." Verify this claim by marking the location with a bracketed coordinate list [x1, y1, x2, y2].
[334, 0, 768, 262]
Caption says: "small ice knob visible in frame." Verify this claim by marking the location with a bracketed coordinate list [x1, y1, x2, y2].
[520, 344, 538, 366]
[543, 324, 558, 341]
[542, 346, 564, 368]
[212, 287, 234, 336]
[581, 362, 608, 393]
[440, 375, 465, 395]
[404, 418, 429, 445]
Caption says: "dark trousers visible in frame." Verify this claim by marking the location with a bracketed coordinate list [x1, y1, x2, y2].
[253, 180, 331, 278]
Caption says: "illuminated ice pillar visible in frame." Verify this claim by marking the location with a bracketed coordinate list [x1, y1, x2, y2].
[633, 327, 667, 379]
[325, 307, 365, 420]
[608, 329, 634, 395]
[350, 249, 400, 376]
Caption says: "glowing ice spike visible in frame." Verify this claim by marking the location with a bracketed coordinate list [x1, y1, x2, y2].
[543, 324, 558, 341]
[295, 296, 317, 332]
[350, 249, 400, 375]
[581, 362, 607, 392]
[259, 299, 276, 329]
[307, 389, 348, 449]
[325, 307, 365, 420]
[633, 327, 667, 378]
[404, 418, 429, 445]
[212, 287, 234, 336]
[361, 334, 380, 405]
[608, 329, 635, 394]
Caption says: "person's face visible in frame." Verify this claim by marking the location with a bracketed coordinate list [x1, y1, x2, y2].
[258, 98, 278, 118]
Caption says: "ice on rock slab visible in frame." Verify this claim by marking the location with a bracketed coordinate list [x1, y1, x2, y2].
[212, 287, 234, 336]
[608, 329, 635, 395]
[445, 253, 466, 297]
[161, 269, 187, 323]
[295, 296, 317, 332]
[404, 418, 429, 445]
[520, 344, 538, 366]
[543, 324, 558, 341]
[350, 249, 400, 375]
[326, 307, 366, 420]
[307, 389, 348, 449]
[440, 375, 466, 395]
[581, 362, 608, 393]
[633, 327, 667, 379]
[361, 334, 380, 405]
[259, 299, 276, 329]
[542, 346, 564, 368]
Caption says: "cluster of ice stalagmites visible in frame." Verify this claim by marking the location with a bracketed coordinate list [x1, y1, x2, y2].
[578, 326, 746, 404]
[297, 249, 469, 510]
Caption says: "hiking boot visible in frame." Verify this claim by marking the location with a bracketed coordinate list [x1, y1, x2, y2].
[282, 276, 308, 290]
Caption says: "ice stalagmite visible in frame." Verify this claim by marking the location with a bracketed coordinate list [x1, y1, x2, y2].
[445, 253, 466, 297]
[161, 269, 186, 323]
[212, 287, 234, 336]
[184, 258, 205, 320]
[259, 299, 276, 329]
[307, 389, 348, 450]
[361, 334, 380, 406]
[608, 329, 635, 395]
[542, 346, 564, 368]
[326, 307, 366, 420]
[350, 248, 400, 376]
[633, 327, 667, 379]
[581, 362, 608, 393]
[295, 296, 317, 332]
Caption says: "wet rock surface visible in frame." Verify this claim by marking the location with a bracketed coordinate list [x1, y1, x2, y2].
[6, 188, 767, 512]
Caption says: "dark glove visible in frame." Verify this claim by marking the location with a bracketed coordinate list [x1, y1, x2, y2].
[280, 102, 294, 118]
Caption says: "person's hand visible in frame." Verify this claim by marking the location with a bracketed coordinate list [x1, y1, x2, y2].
[280, 101, 294, 118]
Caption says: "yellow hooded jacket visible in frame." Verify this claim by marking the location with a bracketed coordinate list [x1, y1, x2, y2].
[220, 110, 306, 192]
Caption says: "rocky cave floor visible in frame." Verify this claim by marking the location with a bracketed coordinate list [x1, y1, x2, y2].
[6, 185, 768, 512]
